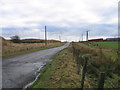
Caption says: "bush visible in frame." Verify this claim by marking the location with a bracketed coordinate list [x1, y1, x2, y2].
[10, 35, 20, 43]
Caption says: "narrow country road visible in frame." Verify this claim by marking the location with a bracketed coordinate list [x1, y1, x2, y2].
[2, 43, 70, 88]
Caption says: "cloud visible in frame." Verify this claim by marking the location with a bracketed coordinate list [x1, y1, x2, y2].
[0, 0, 119, 41]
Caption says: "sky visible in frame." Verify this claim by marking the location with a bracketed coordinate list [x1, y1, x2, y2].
[0, 0, 119, 41]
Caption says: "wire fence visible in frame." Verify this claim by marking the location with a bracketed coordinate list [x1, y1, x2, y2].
[72, 43, 117, 89]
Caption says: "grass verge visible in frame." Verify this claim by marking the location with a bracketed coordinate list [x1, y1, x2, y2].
[29, 45, 81, 88]
[2, 43, 64, 58]
[29, 49, 66, 88]
[28, 42, 120, 88]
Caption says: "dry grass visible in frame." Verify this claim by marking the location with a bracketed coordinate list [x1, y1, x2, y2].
[30, 42, 120, 88]
[31, 43, 98, 88]
[50, 46, 80, 88]
[2, 37, 63, 57]
[0, 37, 2, 57]
[30, 45, 82, 88]
[72, 42, 120, 88]
[73, 42, 120, 74]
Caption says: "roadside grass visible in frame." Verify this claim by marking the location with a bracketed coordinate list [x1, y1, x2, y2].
[2, 37, 65, 58]
[29, 46, 81, 88]
[30, 55, 57, 88]
[2, 43, 64, 58]
[28, 42, 120, 88]
[29, 49, 66, 88]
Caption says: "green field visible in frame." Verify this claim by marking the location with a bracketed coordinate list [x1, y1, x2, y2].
[91, 41, 119, 50]
[88, 41, 119, 61]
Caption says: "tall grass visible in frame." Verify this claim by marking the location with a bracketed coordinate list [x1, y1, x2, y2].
[72, 42, 120, 88]
[2, 38, 63, 57]
[29, 42, 120, 88]
[30, 47, 81, 88]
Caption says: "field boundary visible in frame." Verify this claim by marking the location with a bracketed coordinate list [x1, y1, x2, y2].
[72, 42, 120, 88]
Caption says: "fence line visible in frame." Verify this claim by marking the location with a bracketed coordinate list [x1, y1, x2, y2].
[72, 44, 106, 89]
[81, 57, 88, 90]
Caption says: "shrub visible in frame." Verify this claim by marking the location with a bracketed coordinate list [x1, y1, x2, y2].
[10, 35, 20, 43]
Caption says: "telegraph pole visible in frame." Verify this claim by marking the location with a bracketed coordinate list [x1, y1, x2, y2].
[82, 34, 83, 41]
[59, 35, 61, 41]
[45, 26, 47, 45]
[59, 35, 61, 43]
[86, 31, 89, 41]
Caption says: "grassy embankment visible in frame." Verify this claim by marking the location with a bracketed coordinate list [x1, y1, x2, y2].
[2, 38, 64, 58]
[29, 41, 120, 88]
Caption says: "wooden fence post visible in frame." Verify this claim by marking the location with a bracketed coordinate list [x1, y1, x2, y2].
[98, 72, 105, 90]
[81, 58, 88, 90]
[72, 46, 75, 57]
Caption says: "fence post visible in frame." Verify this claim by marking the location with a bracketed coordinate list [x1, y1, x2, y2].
[72, 46, 75, 57]
[81, 57, 88, 90]
[98, 72, 105, 90]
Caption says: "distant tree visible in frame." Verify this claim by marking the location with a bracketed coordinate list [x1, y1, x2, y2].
[10, 35, 20, 43]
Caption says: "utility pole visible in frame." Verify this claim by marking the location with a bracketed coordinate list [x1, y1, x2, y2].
[82, 34, 83, 41]
[86, 31, 89, 41]
[45, 26, 47, 45]
[79, 36, 81, 42]
[59, 35, 61, 41]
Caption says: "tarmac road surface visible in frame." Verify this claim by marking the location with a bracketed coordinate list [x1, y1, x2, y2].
[2, 43, 70, 88]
